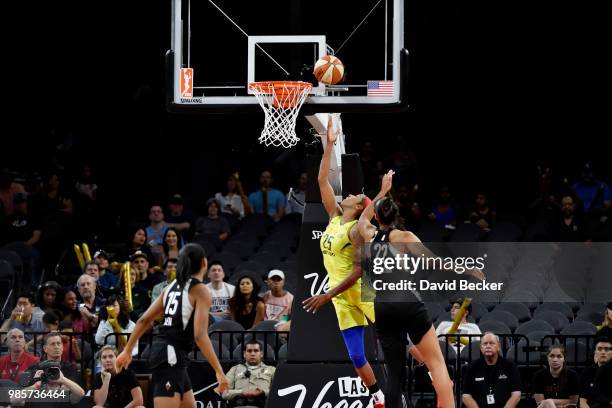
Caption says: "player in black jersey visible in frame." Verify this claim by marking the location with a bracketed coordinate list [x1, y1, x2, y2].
[304, 172, 484, 408]
[116, 243, 229, 407]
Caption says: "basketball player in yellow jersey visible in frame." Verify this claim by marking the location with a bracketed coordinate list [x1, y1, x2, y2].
[303, 116, 390, 408]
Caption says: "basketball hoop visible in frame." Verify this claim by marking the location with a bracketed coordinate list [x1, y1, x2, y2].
[248, 81, 312, 148]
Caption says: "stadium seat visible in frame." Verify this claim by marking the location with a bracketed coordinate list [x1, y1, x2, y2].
[424, 303, 445, 321]
[486, 222, 522, 242]
[494, 303, 531, 323]
[275, 261, 298, 277]
[210, 251, 240, 273]
[561, 321, 598, 335]
[251, 320, 280, 332]
[575, 310, 605, 325]
[470, 302, 489, 322]
[515, 320, 555, 336]
[209, 320, 245, 333]
[526, 330, 552, 344]
[278, 343, 288, 362]
[249, 251, 283, 270]
[506, 339, 542, 366]
[257, 241, 293, 259]
[195, 341, 230, 361]
[450, 223, 481, 242]
[241, 331, 281, 352]
[479, 320, 512, 335]
[0, 260, 16, 295]
[234, 260, 268, 278]
[222, 240, 256, 261]
[438, 340, 458, 363]
[194, 239, 217, 258]
[563, 339, 590, 365]
[534, 303, 574, 321]
[460, 340, 481, 362]
[532, 310, 570, 332]
[480, 311, 519, 332]
[418, 223, 445, 242]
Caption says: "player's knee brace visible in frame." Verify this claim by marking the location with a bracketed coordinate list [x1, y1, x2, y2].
[341, 326, 367, 369]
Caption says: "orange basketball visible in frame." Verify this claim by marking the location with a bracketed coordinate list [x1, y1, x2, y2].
[313, 55, 345, 85]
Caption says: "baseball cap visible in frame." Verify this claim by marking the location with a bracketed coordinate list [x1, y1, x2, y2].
[169, 194, 184, 205]
[268, 269, 285, 280]
[129, 251, 148, 262]
[93, 250, 108, 259]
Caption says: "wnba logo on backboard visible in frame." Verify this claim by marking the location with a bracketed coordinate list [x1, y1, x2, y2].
[181, 68, 193, 98]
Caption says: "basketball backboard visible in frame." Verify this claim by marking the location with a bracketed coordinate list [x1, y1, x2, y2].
[167, 0, 408, 113]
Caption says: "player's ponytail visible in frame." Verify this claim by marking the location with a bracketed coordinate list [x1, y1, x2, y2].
[176, 243, 207, 287]
[375, 197, 400, 228]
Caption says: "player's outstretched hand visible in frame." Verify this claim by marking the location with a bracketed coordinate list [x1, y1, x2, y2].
[302, 293, 332, 314]
[381, 170, 395, 194]
[214, 372, 230, 395]
[115, 350, 132, 373]
[326, 115, 338, 145]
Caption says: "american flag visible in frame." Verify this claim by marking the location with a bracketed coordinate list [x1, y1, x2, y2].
[367, 80, 394, 96]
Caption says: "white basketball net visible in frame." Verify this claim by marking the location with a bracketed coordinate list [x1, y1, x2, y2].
[248, 81, 312, 148]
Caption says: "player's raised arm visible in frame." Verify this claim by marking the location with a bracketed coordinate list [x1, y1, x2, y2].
[318, 115, 342, 219]
[358, 170, 395, 241]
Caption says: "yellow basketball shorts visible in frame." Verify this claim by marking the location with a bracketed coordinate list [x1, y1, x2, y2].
[331, 298, 375, 330]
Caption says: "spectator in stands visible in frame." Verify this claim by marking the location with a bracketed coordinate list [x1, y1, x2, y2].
[121, 267, 150, 321]
[206, 261, 235, 322]
[0, 293, 44, 343]
[145, 204, 169, 265]
[57, 288, 84, 328]
[595, 302, 612, 339]
[93, 250, 119, 292]
[35, 280, 61, 317]
[95, 295, 137, 355]
[462, 332, 521, 408]
[469, 192, 496, 232]
[5, 192, 41, 247]
[285, 172, 307, 217]
[27, 311, 61, 353]
[130, 250, 161, 292]
[74, 165, 98, 202]
[0, 169, 26, 217]
[436, 299, 481, 352]
[229, 275, 265, 330]
[428, 186, 457, 227]
[550, 195, 590, 242]
[120, 226, 154, 263]
[262, 270, 293, 321]
[83, 260, 111, 299]
[195, 198, 231, 243]
[533, 345, 579, 408]
[151, 258, 177, 302]
[59, 321, 81, 365]
[580, 337, 611, 408]
[591, 354, 612, 408]
[21, 332, 85, 402]
[248, 170, 285, 222]
[166, 193, 194, 241]
[215, 174, 248, 220]
[222, 339, 276, 408]
[161, 227, 182, 266]
[0, 328, 40, 382]
[93, 345, 145, 408]
[76, 273, 104, 333]
[572, 162, 612, 216]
